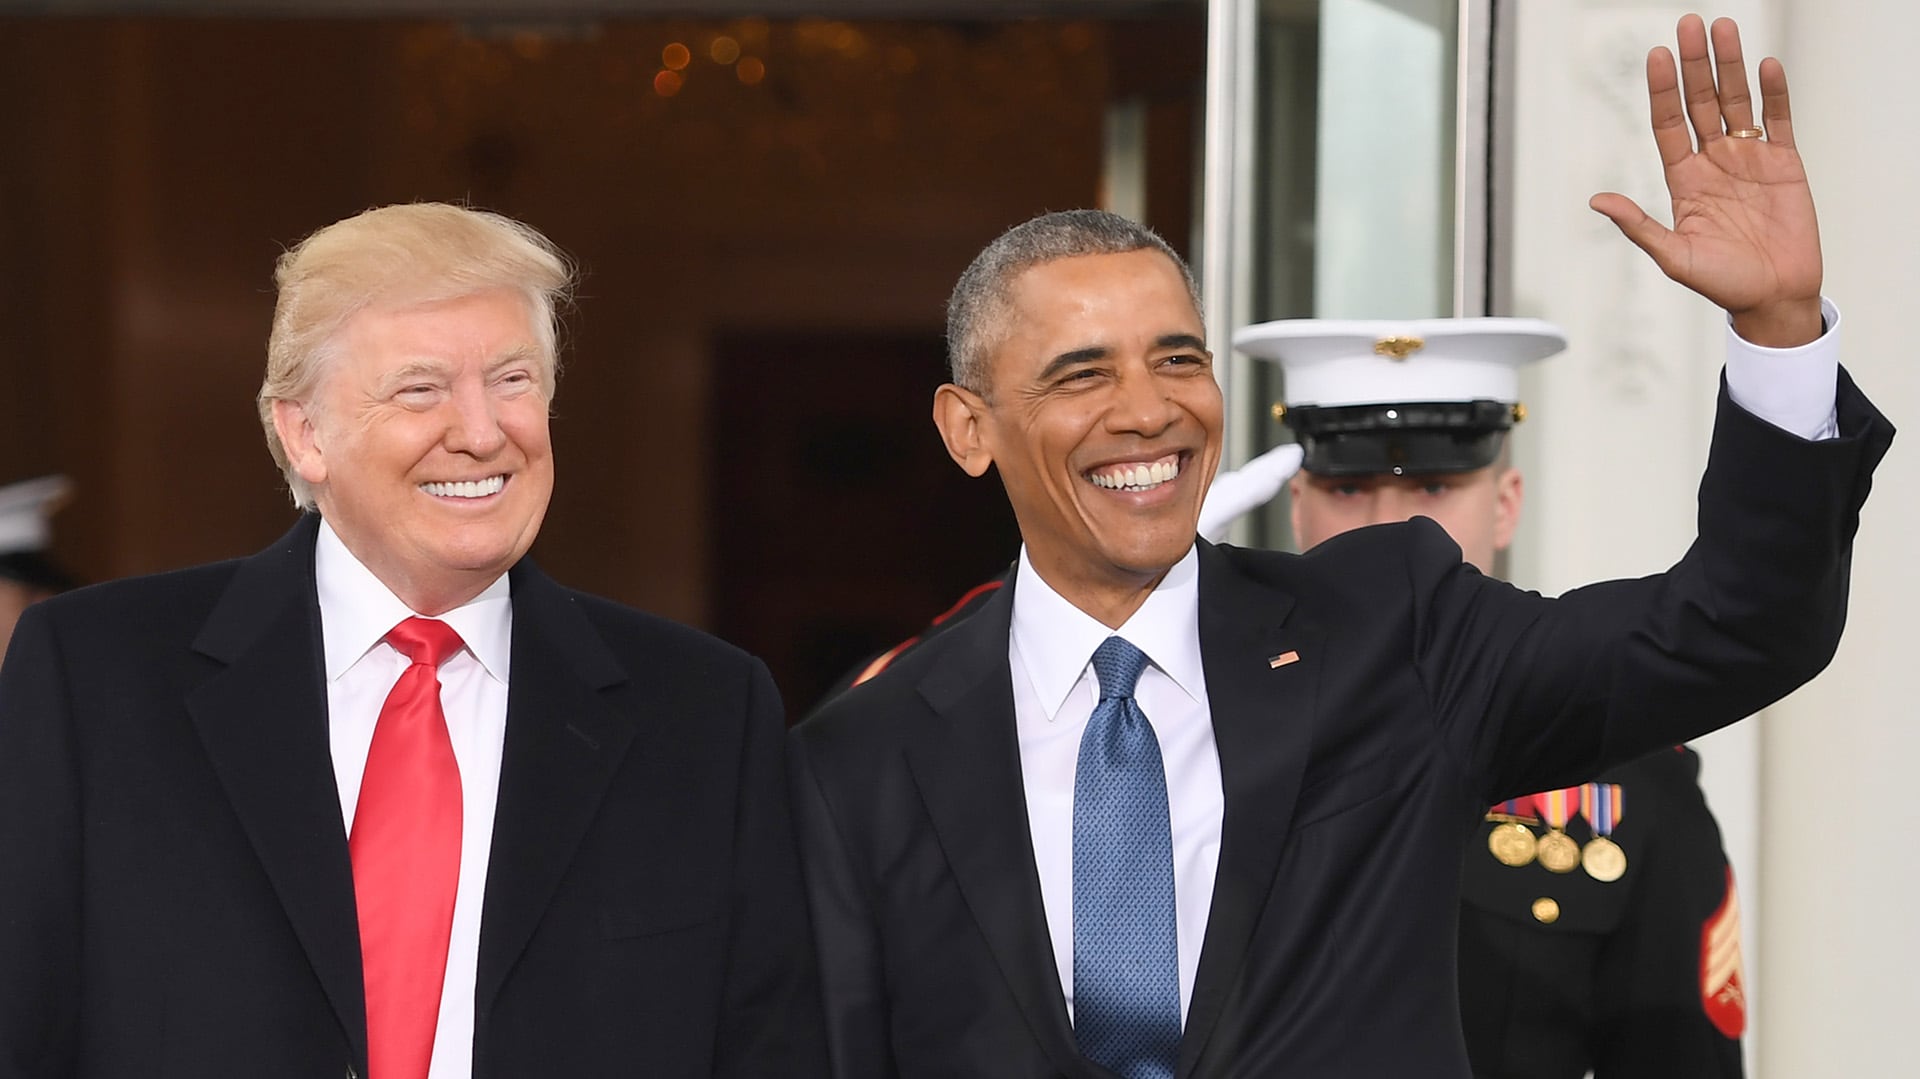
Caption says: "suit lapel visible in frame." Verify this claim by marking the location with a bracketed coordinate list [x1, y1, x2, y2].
[1178, 543, 1318, 1077]
[903, 580, 1085, 1075]
[474, 561, 634, 1014]
[185, 514, 368, 1057]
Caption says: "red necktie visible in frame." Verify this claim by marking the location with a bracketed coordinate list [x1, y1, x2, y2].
[350, 617, 466, 1079]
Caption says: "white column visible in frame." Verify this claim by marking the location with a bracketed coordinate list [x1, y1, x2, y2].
[1750, 1, 1920, 1075]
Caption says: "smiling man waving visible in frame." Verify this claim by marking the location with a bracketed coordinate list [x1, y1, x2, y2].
[789, 16, 1893, 1079]
[0, 203, 825, 1079]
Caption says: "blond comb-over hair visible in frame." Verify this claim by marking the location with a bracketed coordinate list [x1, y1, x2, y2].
[257, 202, 574, 508]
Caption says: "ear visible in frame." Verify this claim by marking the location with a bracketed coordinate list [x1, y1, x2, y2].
[1287, 472, 1308, 550]
[932, 383, 995, 478]
[1491, 465, 1524, 552]
[272, 399, 329, 488]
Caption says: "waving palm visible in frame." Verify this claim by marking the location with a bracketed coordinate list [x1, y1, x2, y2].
[1591, 15, 1823, 348]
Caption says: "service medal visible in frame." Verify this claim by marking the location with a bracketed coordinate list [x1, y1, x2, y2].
[1532, 786, 1583, 873]
[1484, 798, 1539, 867]
[1536, 829, 1581, 873]
[1582, 835, 1627, 882]
[1580, 782, 1628, 882]
[1488, 821, 1538, 867]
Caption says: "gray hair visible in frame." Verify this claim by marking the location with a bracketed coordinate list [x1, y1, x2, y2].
[257, 202, 574, 509]
[945, 209, 1201, 394]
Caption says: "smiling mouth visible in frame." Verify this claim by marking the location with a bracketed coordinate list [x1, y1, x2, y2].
[420, 475, 507, 499]
[1087, 452, 1183, 493]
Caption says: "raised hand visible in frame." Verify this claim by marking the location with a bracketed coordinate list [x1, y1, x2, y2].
[1590, 14, 1822, 348]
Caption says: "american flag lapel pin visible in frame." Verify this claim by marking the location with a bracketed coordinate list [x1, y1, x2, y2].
[1268, 650, 1300, 669]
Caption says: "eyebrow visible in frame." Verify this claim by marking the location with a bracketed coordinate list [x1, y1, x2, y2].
[375, 345, 542, 392]
[1035, 333, 1209, 382]
[378, 359, 451, 391]
[1037, 346, 1110, 382]
[484, 345, 542, 375]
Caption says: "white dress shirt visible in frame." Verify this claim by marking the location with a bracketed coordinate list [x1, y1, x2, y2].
[1008, 304, 1843, 1030]
[1010, 544, 1220, 1026]
[1724, 297, 1843, 440]
[317, 521, 510, 1079]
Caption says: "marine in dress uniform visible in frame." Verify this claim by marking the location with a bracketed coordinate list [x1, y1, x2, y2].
[1241, 316, 1746, 1079]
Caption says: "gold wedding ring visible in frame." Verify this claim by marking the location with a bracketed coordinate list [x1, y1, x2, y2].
[1726, 126, 1765, 139]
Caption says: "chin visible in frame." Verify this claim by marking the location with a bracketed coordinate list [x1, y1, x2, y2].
[1105, 541, 1193, 579]
[430, 537, 526, 575]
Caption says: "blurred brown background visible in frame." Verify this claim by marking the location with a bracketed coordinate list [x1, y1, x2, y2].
[0, 7, 1205, 713]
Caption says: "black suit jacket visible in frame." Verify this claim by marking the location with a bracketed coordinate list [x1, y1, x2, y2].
[0, 514, 826, 1078]
[790, 378, 1892, 1078]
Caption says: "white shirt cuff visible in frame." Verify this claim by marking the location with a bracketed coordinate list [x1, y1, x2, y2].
[1723, 297, 1841, 441]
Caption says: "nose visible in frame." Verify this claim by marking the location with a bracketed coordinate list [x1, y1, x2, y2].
[1365, 488, 1410, 527]
[444, 378, 507, 457]
[1104, 364, 1180, 438]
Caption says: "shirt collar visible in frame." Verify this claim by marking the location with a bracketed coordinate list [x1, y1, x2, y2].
[314, 518, 513, 685]
[1009, 543, 1204, 721]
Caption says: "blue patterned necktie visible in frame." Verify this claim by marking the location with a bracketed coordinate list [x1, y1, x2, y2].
[1073, 635, 1180, 1079]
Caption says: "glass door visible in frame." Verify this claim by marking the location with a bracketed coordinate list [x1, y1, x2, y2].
[1194, 0, 1486, 547]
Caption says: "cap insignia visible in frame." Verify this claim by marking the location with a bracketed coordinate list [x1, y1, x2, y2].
[1373, 335, 1425, 362]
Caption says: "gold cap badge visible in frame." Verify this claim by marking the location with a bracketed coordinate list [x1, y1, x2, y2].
[1372, 335, 1425, 362]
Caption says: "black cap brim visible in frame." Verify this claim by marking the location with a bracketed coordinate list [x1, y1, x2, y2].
[1284, 400, 1512, 476]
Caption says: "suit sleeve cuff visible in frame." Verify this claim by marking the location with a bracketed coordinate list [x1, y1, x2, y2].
[1724, 297, 1841, 441]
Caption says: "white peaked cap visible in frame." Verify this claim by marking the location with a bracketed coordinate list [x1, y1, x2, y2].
[1233, 317, 1569, 407]
[0, 475, 71, 556]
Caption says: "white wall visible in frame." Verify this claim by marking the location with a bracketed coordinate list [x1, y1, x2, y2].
[1507, 2, 1920, 1075]
[1754, 1, 1920, 1073]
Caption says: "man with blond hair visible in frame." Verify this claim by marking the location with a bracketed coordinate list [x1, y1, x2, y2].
[0, 203, 824, 1079]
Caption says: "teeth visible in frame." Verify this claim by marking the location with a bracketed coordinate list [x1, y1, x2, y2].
[1091, 456, 1181, 491]
[422, 476, 506, 499]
